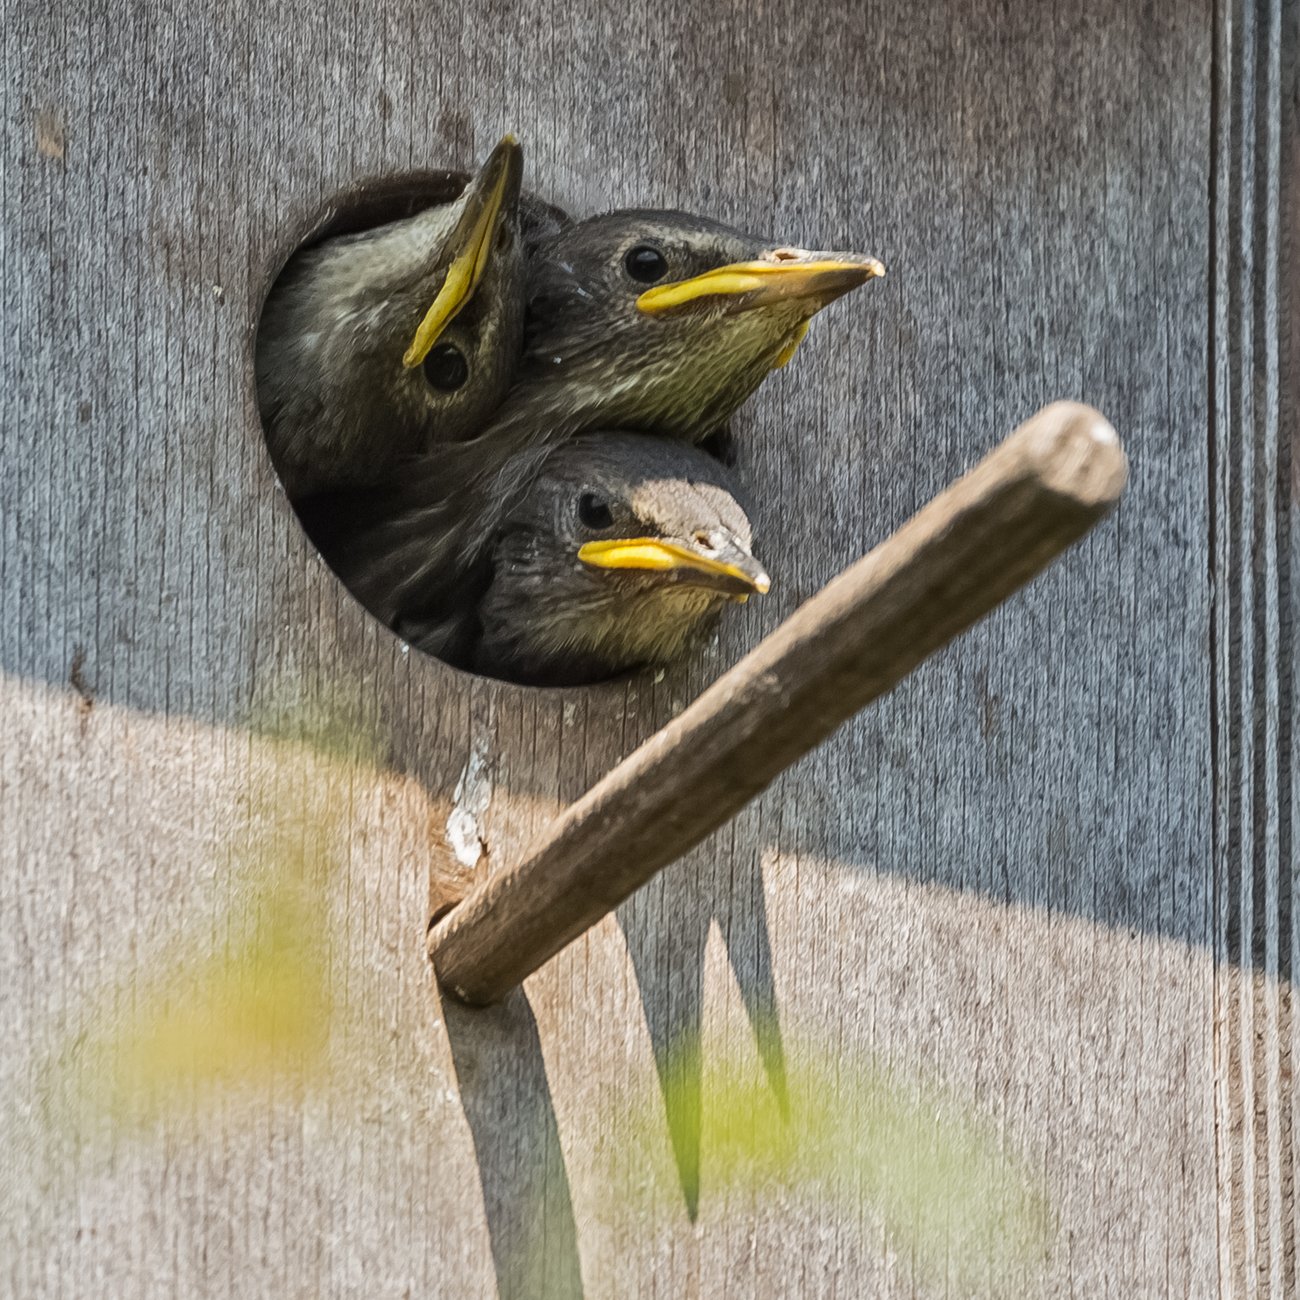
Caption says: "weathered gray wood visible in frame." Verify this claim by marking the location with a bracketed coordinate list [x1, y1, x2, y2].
[1, 0, 1286, 1295]
[1211, 0, 1299, 1292]
[432, 404, 1127, 1004]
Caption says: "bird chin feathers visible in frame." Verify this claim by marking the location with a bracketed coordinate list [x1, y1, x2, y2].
[478, 580, 727, 686]
[511, 300, 805, 446]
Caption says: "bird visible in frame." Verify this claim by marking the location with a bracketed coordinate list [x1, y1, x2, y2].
[505, 209, 886, 444]
[313, 206, 881, 672]
[461, 432, 768, 685]
[321, 210, 880, 627]
[424, 209, 885, 501]
[255, 134, 566, 499]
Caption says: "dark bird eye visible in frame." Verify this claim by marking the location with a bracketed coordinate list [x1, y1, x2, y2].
[578, 492, 614, 529]
[422, 343, 469, 392]
[624, 244, 669, 284]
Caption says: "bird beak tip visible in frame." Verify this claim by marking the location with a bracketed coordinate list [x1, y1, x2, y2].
[401, 137, 522, 368]
[577, 537, 771, 596]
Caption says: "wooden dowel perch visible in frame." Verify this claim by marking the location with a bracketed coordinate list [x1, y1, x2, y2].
[430, 401, 1129, 1005]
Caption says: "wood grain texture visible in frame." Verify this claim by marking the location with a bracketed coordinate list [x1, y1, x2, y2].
[432, 404, 1128, 1004]
[0, 0, 1282, 1295]
[1212, 0, 1299, 1293]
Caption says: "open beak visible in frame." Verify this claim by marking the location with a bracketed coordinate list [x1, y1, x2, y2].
[402, 133, 523, 368]
[577, 536, 771, 599]
[636, 247, 885, 318]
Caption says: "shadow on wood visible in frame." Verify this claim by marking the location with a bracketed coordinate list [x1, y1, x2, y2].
[443, 994, 585, 1298]
[618, 835, 789, 1221]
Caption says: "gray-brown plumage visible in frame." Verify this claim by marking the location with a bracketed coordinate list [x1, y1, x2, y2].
[467, 434, 768, 684]
[321, 210, 880, 654]
[256, 136, 564, 498]
[505, 209, 885, 444]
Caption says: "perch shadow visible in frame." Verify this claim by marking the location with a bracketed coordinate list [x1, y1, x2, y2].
[618, 840, 789, 1220]
[443, 994, 585, 1299]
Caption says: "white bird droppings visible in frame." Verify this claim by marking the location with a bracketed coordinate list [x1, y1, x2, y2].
[445, 743, 493, 868]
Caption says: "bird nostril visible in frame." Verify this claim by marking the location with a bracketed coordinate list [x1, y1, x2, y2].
[770, 247, 805, 262]
[694, 530, 715, 551]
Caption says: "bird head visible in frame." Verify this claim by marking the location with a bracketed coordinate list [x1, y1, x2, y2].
[256, 134, 530, 496]
[477, 433, 769, 685]
[518, 210, 884, 441]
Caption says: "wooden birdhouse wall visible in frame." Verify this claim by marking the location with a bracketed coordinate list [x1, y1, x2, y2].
[3, 0, 1295, 1295]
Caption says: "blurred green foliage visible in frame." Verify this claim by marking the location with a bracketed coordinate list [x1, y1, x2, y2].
[613, 1025, 1052, 1292]
[70, 810, 335, 1127]
[51, 682, 384, 1134]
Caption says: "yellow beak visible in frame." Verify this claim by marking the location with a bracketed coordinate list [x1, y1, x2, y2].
[402, 133, 522, 369]
[636, 249, 884, 317]
[577, 537, 771, 595]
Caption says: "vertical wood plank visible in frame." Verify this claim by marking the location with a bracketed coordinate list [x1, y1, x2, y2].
[1212, 0, 1300, 1293]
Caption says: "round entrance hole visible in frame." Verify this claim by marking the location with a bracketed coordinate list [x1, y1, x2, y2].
[254, 153, 770, 690]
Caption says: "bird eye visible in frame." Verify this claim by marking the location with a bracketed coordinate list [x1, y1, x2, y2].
[624, 244, 669, 284]
[422, 343, 469, 392]
[577, 492, 614, 529]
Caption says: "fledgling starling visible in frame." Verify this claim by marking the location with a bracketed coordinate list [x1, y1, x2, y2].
[317, 208, 879, 666]
[256, 135, 560, 499]
[331, 210, 881, 619]
[469, 433, 768, 684]
[505, 209, 885, 443]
